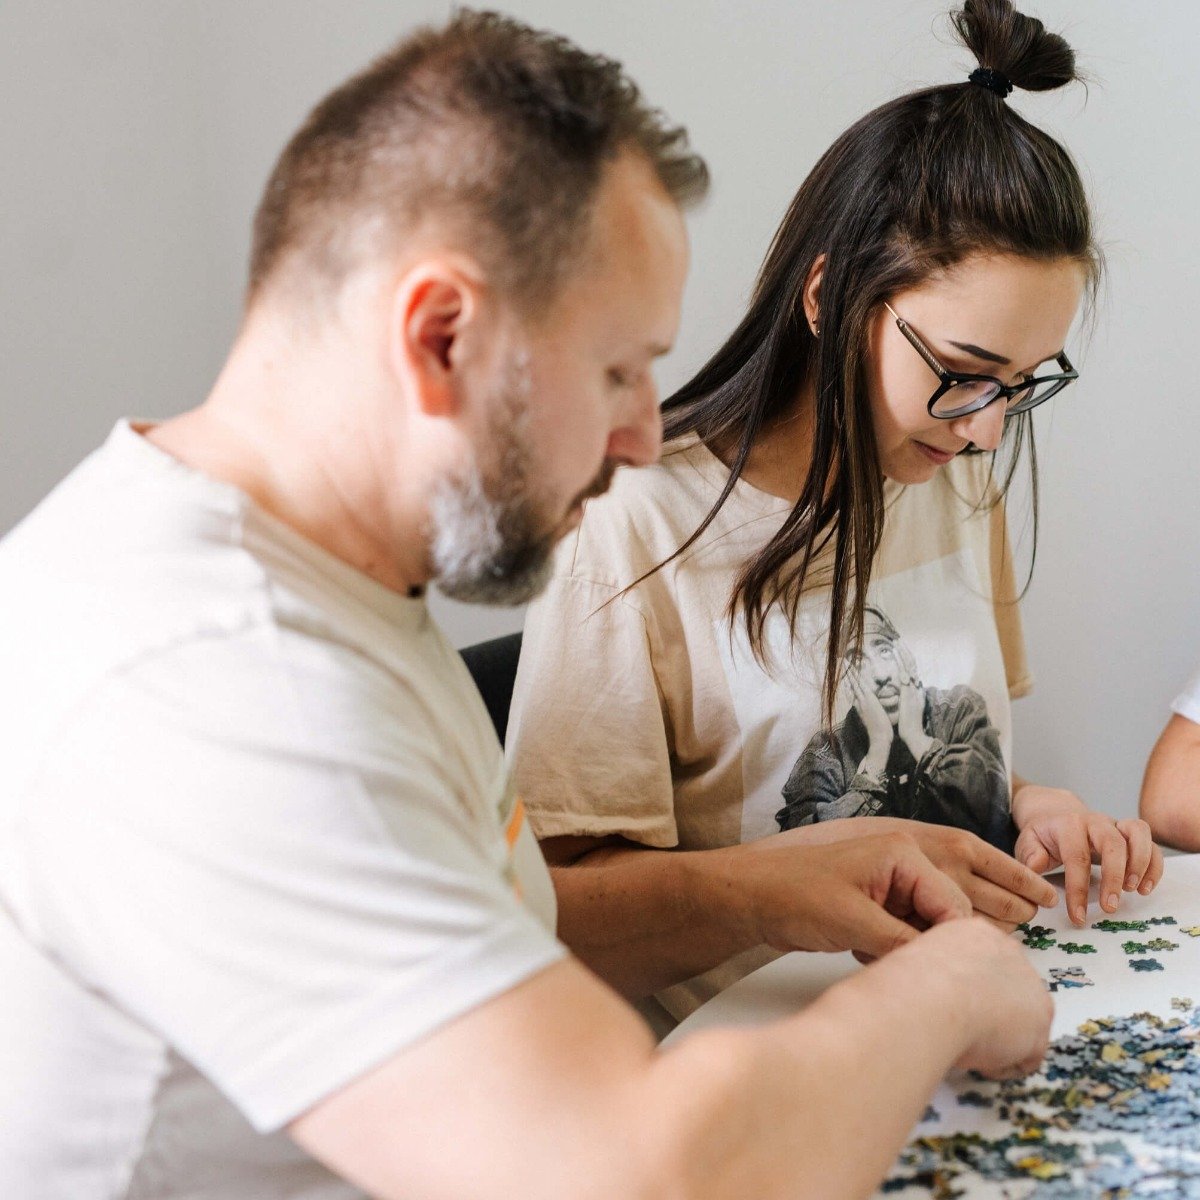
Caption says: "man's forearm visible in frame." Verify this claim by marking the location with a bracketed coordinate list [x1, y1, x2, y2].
[295, 922, 1040, 1200]
[551, 842, 761, 999]
[639, 935, 981, 1200]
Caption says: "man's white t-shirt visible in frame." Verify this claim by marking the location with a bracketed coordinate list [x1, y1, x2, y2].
[1173, 668, 1200, 725]
[0, 421, 563, 1199]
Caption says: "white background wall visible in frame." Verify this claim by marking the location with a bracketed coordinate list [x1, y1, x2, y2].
[3, 2, 1196, 819]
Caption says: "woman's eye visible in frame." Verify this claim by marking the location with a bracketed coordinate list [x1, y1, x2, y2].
[607, 368, 634, 389]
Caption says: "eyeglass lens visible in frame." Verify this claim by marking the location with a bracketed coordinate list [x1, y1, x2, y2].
[931, 366, 1066, 419]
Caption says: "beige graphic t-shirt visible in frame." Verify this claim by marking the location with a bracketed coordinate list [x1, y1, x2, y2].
[508, 435, 1031, 1021]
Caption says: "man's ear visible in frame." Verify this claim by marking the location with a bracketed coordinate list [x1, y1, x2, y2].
[388, 259, 485, 419]
[802, 253, 826, 336]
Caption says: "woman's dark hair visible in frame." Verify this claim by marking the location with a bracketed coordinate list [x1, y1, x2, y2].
[650, 0, 1099, 724]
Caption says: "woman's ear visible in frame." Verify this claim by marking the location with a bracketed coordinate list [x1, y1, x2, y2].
[803, 254, 826, 337]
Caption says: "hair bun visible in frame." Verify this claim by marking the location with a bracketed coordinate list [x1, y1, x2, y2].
[951, 0, 1078, 93]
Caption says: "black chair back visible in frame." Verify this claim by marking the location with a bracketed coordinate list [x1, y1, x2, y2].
[459, 631, 523, 746]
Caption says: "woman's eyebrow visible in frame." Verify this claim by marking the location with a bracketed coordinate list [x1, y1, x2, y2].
[948, 339, 1011, 366]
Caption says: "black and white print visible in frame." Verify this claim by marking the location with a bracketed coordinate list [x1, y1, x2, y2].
[774, 603, 1013, 848]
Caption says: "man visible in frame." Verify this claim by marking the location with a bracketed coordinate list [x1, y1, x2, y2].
[0, 12, 1051, 1199]
[779, 604, 1012, 848]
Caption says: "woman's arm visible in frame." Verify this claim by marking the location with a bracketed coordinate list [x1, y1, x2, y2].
[544, 822, 1055, 1000]
[1140, 714, 1200, 850]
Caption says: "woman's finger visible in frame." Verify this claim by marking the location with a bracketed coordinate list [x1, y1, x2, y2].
[1052, 819, 1093, 927]
[1115, 817, 1154, 891]
[1090, 822, 1128, 915]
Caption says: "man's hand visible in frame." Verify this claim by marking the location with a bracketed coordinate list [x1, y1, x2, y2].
[730, 830, 972, 961]
[774, 818, 1057, 929]
[899, 918, 1053, 1078]
[1011, 783, 1164, 927]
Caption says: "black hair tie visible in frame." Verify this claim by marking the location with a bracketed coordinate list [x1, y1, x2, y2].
[969, 67, 1013, 98]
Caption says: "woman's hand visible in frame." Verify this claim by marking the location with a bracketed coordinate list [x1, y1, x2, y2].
[775, 818, 1056, 929]
[732, 830, 973, 960]
[1011, 783, 1164, 927]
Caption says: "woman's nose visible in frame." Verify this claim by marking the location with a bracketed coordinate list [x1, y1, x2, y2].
[949, 398, 1006, 452]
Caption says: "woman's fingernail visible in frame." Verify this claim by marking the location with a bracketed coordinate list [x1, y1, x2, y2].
[1072, 907, 1085, 925]
[1125, 874, 1139, 890]
[1106, 893, 1119, 911]
[1140, 879, 1156, 895]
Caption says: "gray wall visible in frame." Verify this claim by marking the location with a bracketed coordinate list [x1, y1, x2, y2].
[3, 2, 1197, 818]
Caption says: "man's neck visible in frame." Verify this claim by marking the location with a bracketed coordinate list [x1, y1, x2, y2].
[147, 317, 432, 596]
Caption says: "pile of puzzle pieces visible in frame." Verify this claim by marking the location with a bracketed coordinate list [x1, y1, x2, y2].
[882, 1005, 1200, 1197]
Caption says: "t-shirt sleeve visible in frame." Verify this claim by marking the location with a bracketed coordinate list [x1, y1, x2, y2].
[507, 573, 677, 848]
[14, 635, 564, 1135]
[1173, 667, 1200, 724]
[988, 493, 1034, 699]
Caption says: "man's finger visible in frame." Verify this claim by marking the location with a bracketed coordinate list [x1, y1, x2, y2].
[1092, 826, 1128, 915]
[979, 912, 1022, 934]
[974, 844, 1057, 908]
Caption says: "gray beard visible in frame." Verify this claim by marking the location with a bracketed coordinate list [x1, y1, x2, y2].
[427, 357, 558, 607]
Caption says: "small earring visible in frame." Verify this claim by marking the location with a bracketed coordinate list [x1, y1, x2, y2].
[813, 324, 820, 337]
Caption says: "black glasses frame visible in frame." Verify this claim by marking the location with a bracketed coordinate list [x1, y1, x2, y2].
[883, 302, 1078, 419]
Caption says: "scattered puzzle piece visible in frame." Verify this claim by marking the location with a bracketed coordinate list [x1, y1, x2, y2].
[1174, 997, 1194, 1011]
[1020, 923, 1058, 950]
[1129, 958, 1165, 972]
[1147, 938, 1180, 952]
[1048, 966, 1094, 993]
[1182, 926, 1200, 938]
[1059, 942, 1097, 955]
[1093, 919, 1151, 933]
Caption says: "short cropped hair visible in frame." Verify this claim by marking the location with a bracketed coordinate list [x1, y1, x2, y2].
[247, 9, 709, 313]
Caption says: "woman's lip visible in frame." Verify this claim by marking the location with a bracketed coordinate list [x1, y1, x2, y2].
[914, 440, 957, 465]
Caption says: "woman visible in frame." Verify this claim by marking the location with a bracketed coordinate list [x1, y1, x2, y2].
[508, 0, 1162, 1026]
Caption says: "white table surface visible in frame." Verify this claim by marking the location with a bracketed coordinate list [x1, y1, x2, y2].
[664, 852, 1200, 1047]
[664, 852, 1200, 1195]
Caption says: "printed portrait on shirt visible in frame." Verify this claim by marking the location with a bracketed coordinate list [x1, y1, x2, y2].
[773, 603, 1012, 848]
[717, 548, 1017, 849]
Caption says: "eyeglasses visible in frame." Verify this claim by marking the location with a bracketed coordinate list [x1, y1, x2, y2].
[883, 301, 1078, 419]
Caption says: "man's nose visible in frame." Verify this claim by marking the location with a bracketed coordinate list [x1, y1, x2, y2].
[607, 379, 663, 468]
